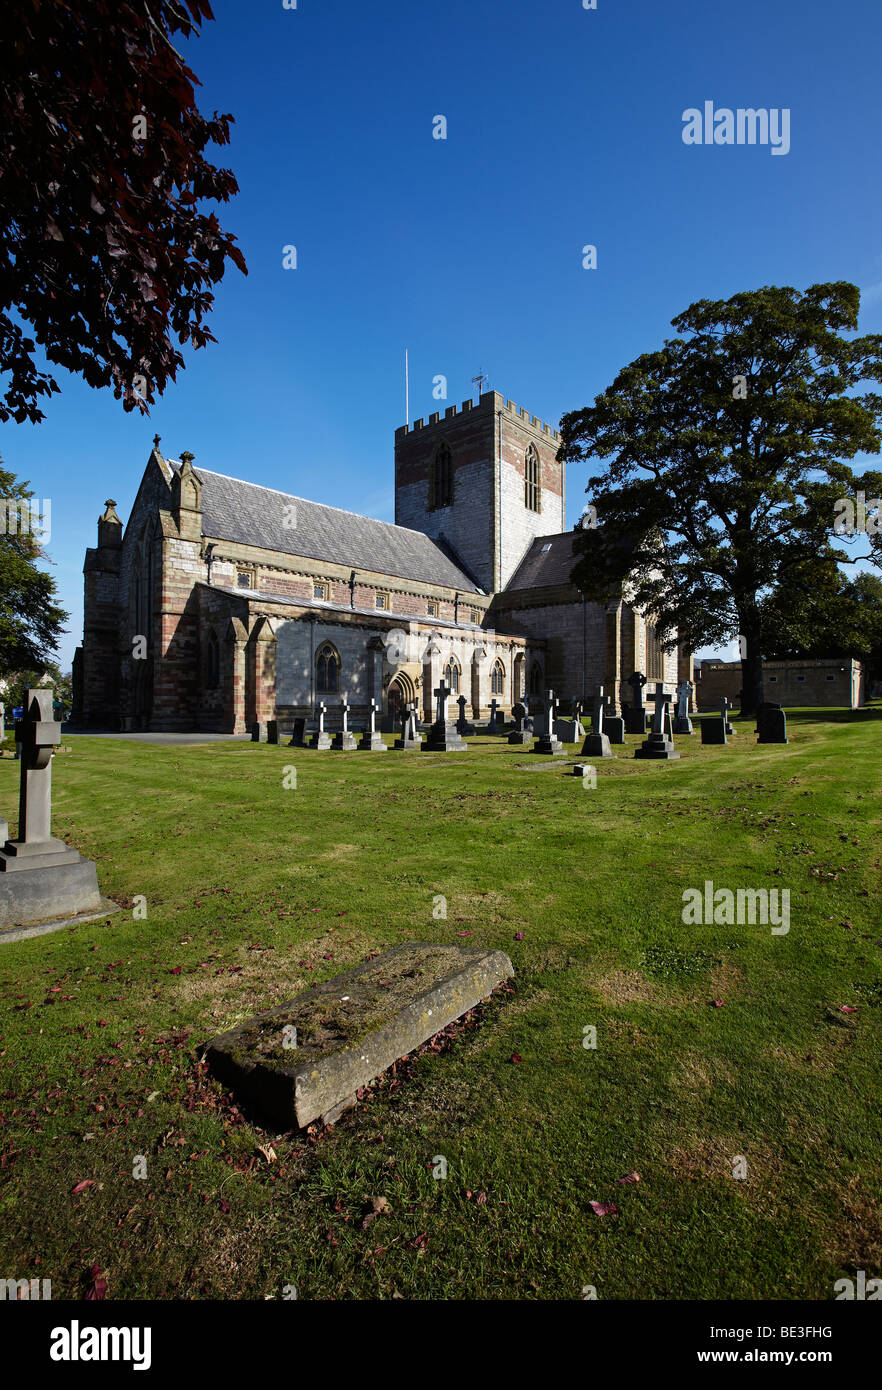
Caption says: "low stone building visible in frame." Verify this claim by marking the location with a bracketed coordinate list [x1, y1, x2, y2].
[72, 392, 691, 733]
[696, 657, 865, 710]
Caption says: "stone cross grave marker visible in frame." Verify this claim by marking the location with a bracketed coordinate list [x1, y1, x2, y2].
[533, 689, 564, 755]
[673, 680, 694, 735]
[624, 670, 649, 734]
[634, 683, 680, 760]
[581, 685, 614, 758]
[359, 697, 387, 752]
[720, 697, 736, 736]
[456, 694, 475, 735]
[424, 682, 467, 752]
[1, 687, 116, 934]
[508, 700, 532, 745]
[332, 694, 358, 750]
[310, 700, 332, 750]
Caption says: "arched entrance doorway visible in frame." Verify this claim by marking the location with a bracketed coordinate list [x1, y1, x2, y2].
[386, 671, 416, 726]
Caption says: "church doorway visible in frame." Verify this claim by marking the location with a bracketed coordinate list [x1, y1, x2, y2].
[386, 672, 416, 726]
[388, 680, 404, 727]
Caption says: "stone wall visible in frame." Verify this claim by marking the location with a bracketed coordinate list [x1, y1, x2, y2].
[697, 658, 865, 710]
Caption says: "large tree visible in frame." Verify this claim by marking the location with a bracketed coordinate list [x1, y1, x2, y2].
[558, 282, 882, 714]
[0, 460, 68, 676]
[0, 0, 246, 424]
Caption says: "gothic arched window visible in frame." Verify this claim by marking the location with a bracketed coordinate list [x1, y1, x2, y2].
[444, 658, 460, 694]
[491, 659, 505, 696]
[429, 442, 453, 510]
[316, 642, 340, 694]
[524, 444, 541, 513]
[529, 661, 542, 696]
[206, 630, 220, 689]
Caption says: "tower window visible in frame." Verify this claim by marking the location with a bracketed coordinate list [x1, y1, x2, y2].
[237, 570, 252, 589]
[313, 582, 327, 600]
[427, 600, 438, 618]
[524, 444, 541, 513]
[375, 593, 388, 610]
[429, 442, 453, 510]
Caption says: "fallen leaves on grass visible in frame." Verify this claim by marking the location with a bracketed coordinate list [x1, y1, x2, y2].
[589, 1201, 619, 1217]
[84, 1265, 107, 1300]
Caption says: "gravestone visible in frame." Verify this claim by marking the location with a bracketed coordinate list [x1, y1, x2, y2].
[250, 721, 266, 742]
[423, 682, 467, 752]
[266, 720, 280, 745]
[331, 696, 358, 750]
[288, 717, 307, 747]
[507, 700, 533, 746]
[310, 702, 332, 750]
[1, 688, 119, 937]
[673, 680, 694, 735]
[359, 698, 387, 751]
[634, 683, 680, 760]
[604, 697, 625, 745]
[721, 697, 736, 736]
[484, 698, 504, 735]
[700, 707, 727, 745]
[394, 702, 423, 750]
[533, 690, 564, 755]
[756, 701, 788, 744]
[456, 695, 476, 736]
[0, 703, 5, 740]
[623, 671, 649, 734]
[581, 686, 615, 758]
[205, 942, 513, 1129]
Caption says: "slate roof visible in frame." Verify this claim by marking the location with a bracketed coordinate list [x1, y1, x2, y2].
[504, 532, 580, 591]
[170, 463, 481, 594]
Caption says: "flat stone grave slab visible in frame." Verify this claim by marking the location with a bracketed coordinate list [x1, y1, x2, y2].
[204, 942, 514, 1130]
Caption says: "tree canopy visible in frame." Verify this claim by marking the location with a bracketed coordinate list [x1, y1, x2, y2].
[558, 282, 882, 713]
[0, 0, 246, 424]
[0, 460, 68, 677]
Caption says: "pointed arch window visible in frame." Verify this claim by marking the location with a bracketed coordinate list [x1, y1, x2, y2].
[444, 658, 461, 694]
[491, 659, 505, 696]
[429, 442, 453, 510]
[316, 642, 340, 694]
[529, 661, 542, 696]
[524, 444, 541, 513]
[206, 630, 220, 689]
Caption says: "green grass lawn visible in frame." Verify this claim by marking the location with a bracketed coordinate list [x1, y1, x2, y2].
[0, 709, 880, 1300]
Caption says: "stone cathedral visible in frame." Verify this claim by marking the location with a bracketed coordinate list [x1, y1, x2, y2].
[72, 391, 692, 733]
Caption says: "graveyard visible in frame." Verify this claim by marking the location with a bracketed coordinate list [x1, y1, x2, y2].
[0, 703, 879, 1299]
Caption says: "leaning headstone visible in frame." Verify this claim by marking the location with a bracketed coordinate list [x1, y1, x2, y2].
[204, 942, 513, 1129]
[359, 698, 387, 752]
[310, 701, 332, 750]
[251, 721, 266, 742]
[331, 696, 358, 750]
[423, 682, 467, 752]
[581, 686, 615, 758]
[456, 695, 476, 736]
[634, 684, 680, 760]
[288, 717, 307, 747]
[266, 720, 280, 745]
[533, 690, 564, 755]
[673, 680, 694, 735]
[1, 688, 119, 937]
[507, 701, 533, 746]
[623, 671, 649, 734]
[756, 701, 788, 745]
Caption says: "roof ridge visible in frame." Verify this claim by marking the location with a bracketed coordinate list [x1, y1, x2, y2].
[184, 464, 442, 543]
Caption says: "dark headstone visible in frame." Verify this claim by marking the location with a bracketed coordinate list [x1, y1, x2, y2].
[756, 702, 788, 745]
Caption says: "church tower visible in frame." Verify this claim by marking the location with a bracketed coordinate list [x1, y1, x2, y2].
[394, 390, 565, 594]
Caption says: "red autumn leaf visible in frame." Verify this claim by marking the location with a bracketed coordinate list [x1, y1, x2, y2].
[710, 999, 726, 1008]
[71, 1179, 95, 1194]
[85, 1265, 107, 1300]
[510, 1052, 522, 1064]
[457, 931, 473, 937]
[514, 932, 525, 940]
[615, 1171, 641, 1184]
[171, 967, 182, 975]
[589, 1200, 619, 1217]
[839, 1005, 858, 1014]
[218, 1197, 230, 1213]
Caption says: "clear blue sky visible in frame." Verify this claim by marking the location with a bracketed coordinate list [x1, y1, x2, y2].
[5, 0, 882, 670]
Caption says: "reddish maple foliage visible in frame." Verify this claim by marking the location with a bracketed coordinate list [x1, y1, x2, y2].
[1, 0, 247, 423]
